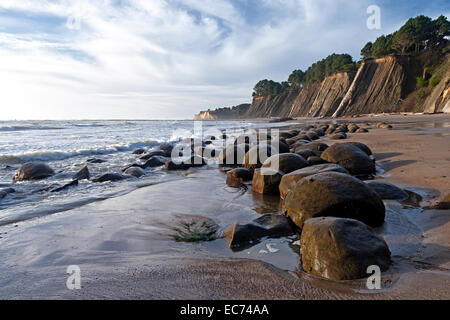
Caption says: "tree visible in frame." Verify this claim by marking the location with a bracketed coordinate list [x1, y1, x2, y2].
[372, 34, 394, 57]
[430, 15, 450, 48]
[288, 69, 305, 87]
[252, 79, 282, 97]
[361, 41, 373, 59]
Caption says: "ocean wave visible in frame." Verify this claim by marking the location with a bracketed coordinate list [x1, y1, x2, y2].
[0, 140, 162, 164]
[0, 125, 64, 132]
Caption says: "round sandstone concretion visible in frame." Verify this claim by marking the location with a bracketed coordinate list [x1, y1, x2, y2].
[283, 172, 385, 228]
[320, 143, 375, 175]
[13, 162, 55, 181]
[261, 153, 307, 174]
[243, 144, 275, 171]
[300, 217, 391, 280]
[279, 164, 349, 199]
[252, 168, 284, 195]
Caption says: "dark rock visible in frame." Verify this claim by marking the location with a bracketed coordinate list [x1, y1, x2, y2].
[87, 158, 106, 164]
[283, 172, 385, 228]
[293, 134, 312, 142]
[313, 128, 325, 136]
[306, 131, 320, 140]
[51, 179, 79, 192]
[142, 156, 170, 168]
[157, 143, 174, 156]
[121, 163, 143, 172]
[92, 173, 128, 183]
[124, 167, 146, 178]
[320, 143, 375, 175]
[356, 128, 369, 133]
[366, 181, 408, 200]
[132, 148, 146, 155]
[344, 142, 372, 156]
[252, 168, 284, 194]
[269, 139, 290, 153]
[294, 141, 329, 154]
[295, 149, 317, 159]
[139, 150, 166, 160]
[13, 162, 55, 181]
[331, 133, 347, 140]
[279, 164, 348, 199]
[261, 153, 307, 174]
[432, 193, 450, 209]
[73, 165, 90, 180]
[226, 168, 253, 187]
[301, 217, 391, 280]
[307, 156, 329, 166]
[224, 214, 296, 250]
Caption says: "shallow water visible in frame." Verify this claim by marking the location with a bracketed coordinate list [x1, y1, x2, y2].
[0, 120, 299, 225]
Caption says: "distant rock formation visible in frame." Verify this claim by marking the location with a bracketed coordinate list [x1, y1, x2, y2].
[194, 104, 250, 120]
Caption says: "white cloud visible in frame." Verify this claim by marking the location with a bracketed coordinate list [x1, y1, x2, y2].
[0, 0, 444, 119]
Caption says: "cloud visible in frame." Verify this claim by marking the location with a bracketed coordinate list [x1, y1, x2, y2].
[0, 0, 447, 119]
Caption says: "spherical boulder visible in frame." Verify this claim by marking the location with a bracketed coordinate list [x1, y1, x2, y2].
[13, 162, 55, 181]
[124, 167, 146, 178]
[300, 217, 391, 280]
[243, 144, 275, 171]
[344, 142, 372, 156]
[320, 143, 375, 175]
[226, 168, 253, 187]
[279, 164, 348, 199]
[252, 168, 284, 195]
[261, 153, 307, 174]
[283, 172, 385, 228]
[366, 181, 408, 200]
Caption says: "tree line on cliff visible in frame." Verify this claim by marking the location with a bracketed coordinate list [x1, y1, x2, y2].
[252, 14, 449, 98]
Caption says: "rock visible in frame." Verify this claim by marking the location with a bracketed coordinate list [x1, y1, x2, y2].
[300, 217, 391, 280]
[284, 138, 296, 146]
[276, 131, 294, 139]
[269, 139, 290, 153]
[344, 142, 372, 156]
[253, 214, 297, 237]
[142, 156, 170, 168]
[13, 162, 55, 181]
[165, 156, 206, 170]
[279, 164, 348, 199]
[283, 172, 385, 228]
[313, 128, 325, 136]
[252, 168, 284, 195]
[331, 133, 347, 140]
[124, 167, 146, 178]
[295, 149, 317, 159]
[224, 223, 269, 250]
[139, 150, 166, 160]
[51, 179, 79, 192]
[243, 144, 275, 171]
[132, 148, 146, 155]
[226, 168, 253, 187]
[92, 173, 128, 183]
[293, 134, 312, 142]
[366, 181, 408, 200]
[306, 131, 320, 140]
[326, 127, 336, 134]
[87, 158, 106, 164]
[356, 128, 368, 133]
[320, 143, 375, 175]
[306, 156, 329, 166]
[234, 135, 254, 146]
[295, 141, 328, 153]
[73, 165, 90, 180]
[157, 143, 174, 157]
[218, 145, 247, 167]
[0, 188, 15, 199]
[432, 194, 450, 209]
[224, 214, 297, 250]
[261, 153, 307, 174]
[121, 163, 143, 172]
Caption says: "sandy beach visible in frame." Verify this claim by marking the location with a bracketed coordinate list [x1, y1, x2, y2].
[0, 114, 449, 300]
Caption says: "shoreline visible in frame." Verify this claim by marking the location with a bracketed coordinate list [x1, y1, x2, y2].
[0, 113, 448, 299]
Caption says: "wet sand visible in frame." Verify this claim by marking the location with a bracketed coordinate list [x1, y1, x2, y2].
[0, 114, 449, 299]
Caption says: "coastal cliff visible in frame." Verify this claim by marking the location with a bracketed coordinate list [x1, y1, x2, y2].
[195, 53, 450, 120]
[194, 104, 250, 120]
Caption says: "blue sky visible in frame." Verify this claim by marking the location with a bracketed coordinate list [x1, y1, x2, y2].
[0, 0, 448, 120]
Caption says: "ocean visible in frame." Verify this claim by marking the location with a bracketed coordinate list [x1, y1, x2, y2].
[0, 119, 290, 226]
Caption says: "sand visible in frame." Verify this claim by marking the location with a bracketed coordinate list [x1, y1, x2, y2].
[0, 113, 448, 299]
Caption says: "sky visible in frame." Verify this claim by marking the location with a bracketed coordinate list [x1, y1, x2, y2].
[0, 0, 448, 120]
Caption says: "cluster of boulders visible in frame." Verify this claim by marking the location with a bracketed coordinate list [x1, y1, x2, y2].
[220, 122, 401, 281]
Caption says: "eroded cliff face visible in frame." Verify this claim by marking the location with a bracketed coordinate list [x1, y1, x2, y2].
[423, 56, 450, 113]
[244, 89, 300, 118]
[333, 55, 422, 117]
[288, 83, 321, 117]
[306, 72, 355, 117]
[194, 111, 218, 120]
